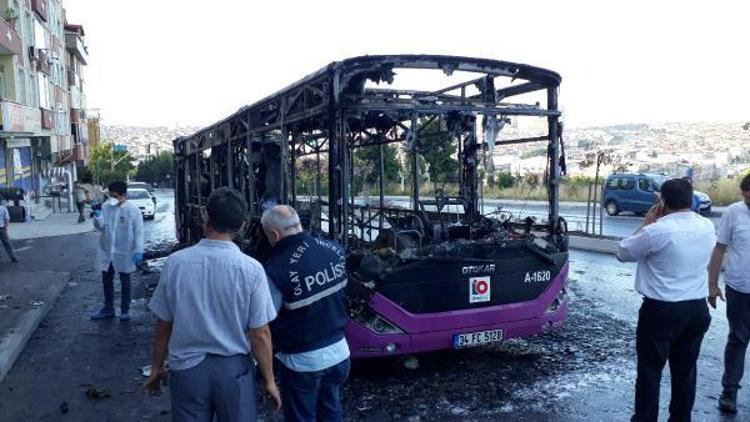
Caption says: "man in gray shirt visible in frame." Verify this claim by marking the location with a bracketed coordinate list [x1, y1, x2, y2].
[144, 188, 280, 420]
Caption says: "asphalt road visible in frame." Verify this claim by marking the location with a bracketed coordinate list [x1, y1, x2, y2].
[489, 201, 723, 238]
[348, 195, 723, 238]
[0, 190, 744, 421]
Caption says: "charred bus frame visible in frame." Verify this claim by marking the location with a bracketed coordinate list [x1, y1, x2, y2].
[174, 55, 569, 357]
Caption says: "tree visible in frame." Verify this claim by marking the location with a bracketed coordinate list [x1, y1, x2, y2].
[135, 151, 174, 185]
[353, 144, 400, 193]
[495, 172, 515, 189]
[296, 157, 329, 196]
[89, 141, 136, 187]
[416, 118, 458, 183]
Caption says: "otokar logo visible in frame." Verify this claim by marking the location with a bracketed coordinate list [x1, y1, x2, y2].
[469, 277, 491, 303]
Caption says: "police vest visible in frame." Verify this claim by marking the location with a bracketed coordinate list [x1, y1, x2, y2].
[265, 232, 348, 354]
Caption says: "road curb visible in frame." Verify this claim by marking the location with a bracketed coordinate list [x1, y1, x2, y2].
[0, 271, 70, 383]
[569, 235, 619, 255]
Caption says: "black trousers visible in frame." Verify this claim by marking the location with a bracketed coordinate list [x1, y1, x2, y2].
[102, 263, 131, 313]
[722, 286, 750, 394]
[633, 298, 711, 422]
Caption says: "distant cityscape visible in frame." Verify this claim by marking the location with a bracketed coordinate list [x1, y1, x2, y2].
[495, 120, 750, 181]
[101, 125, 199, 163]
[102, 121, 750, 181]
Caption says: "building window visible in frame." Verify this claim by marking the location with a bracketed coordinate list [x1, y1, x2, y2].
[29, 74, 37, 107]
[18, 68, 26, 104]
[34, 19, 46, 49]
[0, 71, 5, 99]
[38, 73, 50, 109]
[24, 13, 34, 46]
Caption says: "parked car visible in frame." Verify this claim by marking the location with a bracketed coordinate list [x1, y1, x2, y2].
[127, 188, 156, 220]
[603, 173, 712, 216]
[128, 181, 156, 205]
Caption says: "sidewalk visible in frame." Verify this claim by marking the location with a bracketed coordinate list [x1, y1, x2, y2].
[0, 270, 70, 382]
[8, 212, 94, 240]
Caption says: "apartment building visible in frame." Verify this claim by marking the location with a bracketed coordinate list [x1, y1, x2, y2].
[0, 0, 89, 207]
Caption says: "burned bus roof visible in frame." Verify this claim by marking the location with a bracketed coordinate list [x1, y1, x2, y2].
[175, 55, 561, 149]
[335, 55, 561, 87]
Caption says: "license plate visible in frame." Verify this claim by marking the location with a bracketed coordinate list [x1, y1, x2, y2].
[453, 329, 503, 348]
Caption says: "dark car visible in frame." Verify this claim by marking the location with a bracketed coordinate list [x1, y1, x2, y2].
[603, 173, 712, 216]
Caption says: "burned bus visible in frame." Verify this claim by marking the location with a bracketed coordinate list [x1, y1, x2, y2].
[174, 55, 569, 358]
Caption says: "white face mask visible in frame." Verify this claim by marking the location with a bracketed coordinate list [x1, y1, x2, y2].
[106, 197, 120, 207]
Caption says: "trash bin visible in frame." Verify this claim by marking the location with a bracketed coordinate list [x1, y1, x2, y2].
[7, 205, 26, 222]
[0, 187, 23, 206]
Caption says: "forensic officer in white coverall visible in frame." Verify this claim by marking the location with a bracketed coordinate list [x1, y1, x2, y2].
[91, 180, 144, 321]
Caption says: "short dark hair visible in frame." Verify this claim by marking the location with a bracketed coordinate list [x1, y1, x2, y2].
[661, 178, 693, 210]
[108, 181, 127, 196]
[206, 188, 247, 233]
[741, 173, 750, 192]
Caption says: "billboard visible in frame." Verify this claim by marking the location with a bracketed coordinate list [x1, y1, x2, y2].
[12, 146, 33, 191]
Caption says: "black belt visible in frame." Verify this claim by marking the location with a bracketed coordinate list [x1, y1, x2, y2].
[642, 296, 706, 306]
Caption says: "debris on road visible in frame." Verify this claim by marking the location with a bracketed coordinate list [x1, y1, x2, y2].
[29, 300, 45, 307]
[59, 401, 70, 414]
[84, 387, 112, 400]
[402, 355, 420, 370]
[0, 294, 12, 301]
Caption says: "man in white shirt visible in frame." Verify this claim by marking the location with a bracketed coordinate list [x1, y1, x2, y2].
[618, 178, 716, 422]
[0, 201, 18, 263]
[708, 173, 750, 414]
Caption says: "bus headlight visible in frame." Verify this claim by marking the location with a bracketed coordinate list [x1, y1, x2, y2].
[353, 307, 404, 334]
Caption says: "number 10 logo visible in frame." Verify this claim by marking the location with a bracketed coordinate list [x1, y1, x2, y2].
[469, 277, 491, 303]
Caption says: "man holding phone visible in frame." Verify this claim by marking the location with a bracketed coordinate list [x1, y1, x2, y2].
[618, 178, 716, 421]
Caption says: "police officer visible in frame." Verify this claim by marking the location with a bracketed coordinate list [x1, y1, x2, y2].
[261, 205, 350, 422]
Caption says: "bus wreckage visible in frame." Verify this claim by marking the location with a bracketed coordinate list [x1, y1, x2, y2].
[174, 55, 569, 358]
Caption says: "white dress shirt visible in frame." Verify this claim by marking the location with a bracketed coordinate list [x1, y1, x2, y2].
[717, 201, 750, 293]
[617, 211, 716, 302]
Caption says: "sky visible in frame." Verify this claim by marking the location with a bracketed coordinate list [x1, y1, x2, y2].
[62, 0, 749, 129]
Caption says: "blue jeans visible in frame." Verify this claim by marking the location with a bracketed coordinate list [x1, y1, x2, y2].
[279, 358, 350, 422]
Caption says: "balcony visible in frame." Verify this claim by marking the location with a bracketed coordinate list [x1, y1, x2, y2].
[0, 100, 41, 133]
[70, 108, 81, 124]
[36, 48, 50, 75]
[40, 108, 54, 130]
[32, 0, 48, 22]
[64, 31, 87, 65]
[0, 18, 22, 55]
[72, 143, 88, 162]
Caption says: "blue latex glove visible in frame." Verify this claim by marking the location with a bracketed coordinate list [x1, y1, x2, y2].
[132, 252, 144, 264]
[93, 209, 101, 217]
